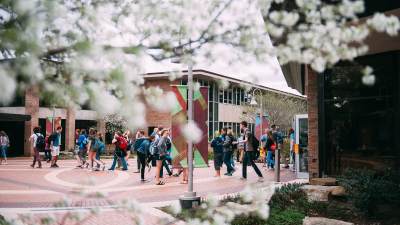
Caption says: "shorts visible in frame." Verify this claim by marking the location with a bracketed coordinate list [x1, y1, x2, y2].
[51, 146, 60, 156]
[153, 154, 166, 161]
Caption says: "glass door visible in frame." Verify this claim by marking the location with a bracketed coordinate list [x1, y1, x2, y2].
[295, 114, 309, 179]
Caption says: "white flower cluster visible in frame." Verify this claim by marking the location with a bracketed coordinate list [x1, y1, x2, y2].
[262, 0, 400, 72]
[0, 0, 399, 130]
[178, 184, 275, 225]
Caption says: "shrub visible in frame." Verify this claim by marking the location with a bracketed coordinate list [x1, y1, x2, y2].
[269, 183, 306, 210]
[337, 168, 400, 217]
[267, 208, 305, 225]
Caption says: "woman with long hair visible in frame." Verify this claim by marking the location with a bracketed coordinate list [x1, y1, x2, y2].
[154, 129, 169, 185]
[265, 131, 276, 170]
[87, 128, 105, 171]
[0, 131, 9, 165]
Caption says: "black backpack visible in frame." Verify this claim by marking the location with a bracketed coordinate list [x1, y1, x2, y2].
[36, 134, 46, 151]
[251, 133, 260, 159]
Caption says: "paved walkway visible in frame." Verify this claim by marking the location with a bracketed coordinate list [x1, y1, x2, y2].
[0, 158, 300, 225]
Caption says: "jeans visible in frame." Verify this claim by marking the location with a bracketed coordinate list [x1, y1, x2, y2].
[137, 151, 146, 180]
[110, 153, 127, 170]
[242, 151, 263, 179]
[32, 147, 41, 167]
[44, 150, 51, 161]
[223, 151, 234, 174]
[160, 157, 172, 178]
[0, 146, 7, 159]
[267, 151, 275, 169]
[137, 152, 142, 171]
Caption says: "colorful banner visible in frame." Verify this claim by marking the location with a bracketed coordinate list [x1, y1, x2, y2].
[170, 86, 208, 168]
[46, 116, 61, 136]
[255, 115, 269, 140]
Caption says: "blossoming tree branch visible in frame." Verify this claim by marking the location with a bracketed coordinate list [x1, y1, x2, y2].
[0, 0, 399, 130]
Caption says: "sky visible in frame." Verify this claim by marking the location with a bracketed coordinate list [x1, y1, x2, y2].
[140, 3, 303, 96]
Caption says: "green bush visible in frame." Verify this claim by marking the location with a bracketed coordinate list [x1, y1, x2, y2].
[231, 214, 267, 225]
[269, 183, 306, 210]
[337, 168, 400, 217]
[0, 215, 11, 225]
[267, 208, 304, 225]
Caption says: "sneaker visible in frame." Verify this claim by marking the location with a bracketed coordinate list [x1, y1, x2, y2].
[133, 171, 140, 173]
[30, 164, 34, 168]
[50, 164, 57, 168]
[225, 173, 233, 176]
[122, 168, 128, 171]
[224, 172, 229, 175]
[54, 164, 59, 168]
[258, 177, 264, 182]
[240, 177, 247, 180]
[108, 168, 114, 171]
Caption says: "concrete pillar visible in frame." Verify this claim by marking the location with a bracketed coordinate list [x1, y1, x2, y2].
[24, 86, 39, 157]
[65, 107, 76, 152]
[306, 67, 319, 178]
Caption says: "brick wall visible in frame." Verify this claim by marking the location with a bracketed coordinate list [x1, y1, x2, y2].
[306, 67, 319, 178]
[144, 79, 179, 132]
[24, 86, 39, 156]
[65, 107, 75, 151]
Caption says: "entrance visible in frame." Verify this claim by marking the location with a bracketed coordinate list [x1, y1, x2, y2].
[294, 114, 309, 179]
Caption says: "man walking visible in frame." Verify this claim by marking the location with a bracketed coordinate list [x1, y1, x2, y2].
[240, 121, 263, 181]
[30, 127, 44, 168]
[50, 126, 62, 168]
[222, 127, 234, 176]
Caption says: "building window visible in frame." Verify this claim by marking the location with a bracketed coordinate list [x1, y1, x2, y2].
[223, 90, 228, 103]
[219, 89, 223, 103]
[228, 89, 233, 104]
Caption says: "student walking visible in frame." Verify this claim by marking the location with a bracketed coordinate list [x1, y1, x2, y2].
[50, 126, 62, 168]
[211, 131, 223, 177]
[222, 127, 235, 176]
[265, 131, 276, 169]
[95, 132, 106, 170]
[87, 128, 105, 171]
[44, 135, 52, 163]
[29, 127, 45, 168]
[240, 121, 263, 181]
[109, 131, 128, 171]
[0, 131, 9, 165]
[76, 129, 88, 168]
[154, 129, 169, 185]
[136, 135, 151, 182]
[160, 133, 173, 178]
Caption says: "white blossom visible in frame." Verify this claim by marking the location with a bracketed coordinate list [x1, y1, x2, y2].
[0, 67, 16, 105]
[181, 120, 203, 144]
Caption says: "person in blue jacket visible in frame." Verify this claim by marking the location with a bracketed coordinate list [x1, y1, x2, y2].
[211, 130, 224, 177]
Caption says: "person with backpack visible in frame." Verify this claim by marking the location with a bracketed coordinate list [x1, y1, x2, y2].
[211, 130, 223, 177]
[265, 131, 276, 170]
[160, 131, 173, 178]
[134, 130, 146, 173]
[76, 129, 88, 168]
[239, 121, 263, 181]
[50, 126, 62, 168]
[222, 127, 235, 176]
[136, 135, 151, 182]
[123, 130, 132, 166]
[154, 129, 169, 185]
[29, 127, 45, 168]
[87, 128, 105, 171]
[108, 131, 128, 171]
[0, 131, 10, 165]
[95, 132, 106, 170]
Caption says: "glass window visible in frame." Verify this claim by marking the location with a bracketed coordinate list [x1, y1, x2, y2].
[223, 90, 228, 103]
[228, 89, 233, 104]
[240, 89, 245, 105]
[219, 89, 223, 103]
[209, 83, 214, 102]
[209, 102, 213, 121]
[214, 102, 218, 121]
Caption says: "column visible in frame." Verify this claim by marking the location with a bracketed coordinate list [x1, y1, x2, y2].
[65, 107, 76, 151]
[306, 67, 319, 178]
[24, 86, 39, 156]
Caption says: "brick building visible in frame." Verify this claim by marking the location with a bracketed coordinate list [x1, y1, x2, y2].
[282, 2, 400, 178]
[0, 69, 303, 157]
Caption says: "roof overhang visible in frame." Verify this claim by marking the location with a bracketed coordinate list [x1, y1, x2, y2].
[0, 113, 31, 122]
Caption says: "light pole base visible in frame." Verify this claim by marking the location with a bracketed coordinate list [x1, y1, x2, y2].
[179, 192, 201, 209]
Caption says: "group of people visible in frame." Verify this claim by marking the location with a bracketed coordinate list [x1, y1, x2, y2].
[29, 126, 62, 168]
[211, 121, 293, 180]
[3, 119, 295, 185]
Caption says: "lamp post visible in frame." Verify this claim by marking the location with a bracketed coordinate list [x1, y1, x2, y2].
[172, 46, 201, 209]
[249, 89, 263, 139]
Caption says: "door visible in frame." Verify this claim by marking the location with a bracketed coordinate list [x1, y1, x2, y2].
[295, 114, 309, 179]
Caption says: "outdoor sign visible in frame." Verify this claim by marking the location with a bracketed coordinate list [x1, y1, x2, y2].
[46, 116, 61, 136]
[170, 85, 209, 168]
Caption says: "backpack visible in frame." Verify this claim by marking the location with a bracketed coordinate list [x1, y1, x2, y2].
[91, 138, 101, 151]
[35, 134, 46, 151]
[149, 139, 160, 155]
[251, 133, 260, 159]
[117, 137, 128, 151]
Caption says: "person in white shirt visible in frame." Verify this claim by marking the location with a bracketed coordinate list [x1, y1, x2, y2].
[29, 127, 43, 168]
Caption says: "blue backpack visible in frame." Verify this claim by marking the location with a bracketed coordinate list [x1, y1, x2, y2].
[149, 139, 160, 155]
